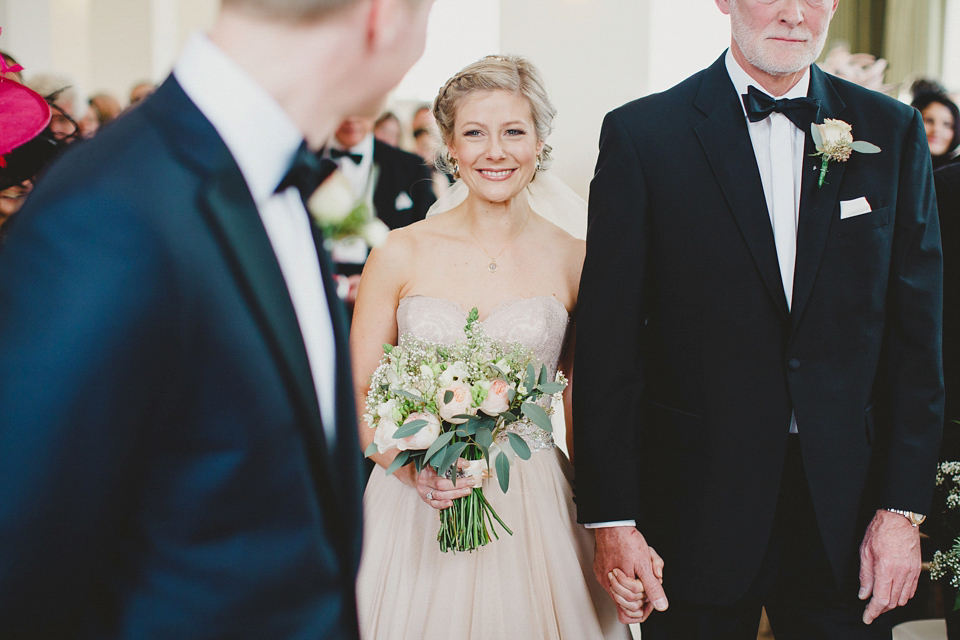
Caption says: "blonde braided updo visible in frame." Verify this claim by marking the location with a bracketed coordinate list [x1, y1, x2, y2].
[432, 55, 556, 177]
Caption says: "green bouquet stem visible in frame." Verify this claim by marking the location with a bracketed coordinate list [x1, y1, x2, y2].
[436, 445, 512, 553]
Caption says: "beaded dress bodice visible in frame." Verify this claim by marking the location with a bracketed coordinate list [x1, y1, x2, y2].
[396, 295, 570, 452]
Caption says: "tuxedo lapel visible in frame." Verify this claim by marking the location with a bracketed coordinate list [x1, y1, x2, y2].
[790, 67, 847, 331]
[694, 57, 790, 321]
[143, 77, 338, 505]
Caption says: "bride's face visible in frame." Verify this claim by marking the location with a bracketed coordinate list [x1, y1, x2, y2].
[448, 89, 544, 205]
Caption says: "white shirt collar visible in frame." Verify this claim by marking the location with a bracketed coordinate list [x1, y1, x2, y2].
[173, 33, 303, 203]
[724, 48, 811, 118]
[333, 132, 375, 160]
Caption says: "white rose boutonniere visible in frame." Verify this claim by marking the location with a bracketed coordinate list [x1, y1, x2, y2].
[810, 119, 881, 187]
[306, 167, 388, 247]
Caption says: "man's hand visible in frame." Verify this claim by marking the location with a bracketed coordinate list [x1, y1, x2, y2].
[594, 526, 668, 624]
[859, 509, 922, 624]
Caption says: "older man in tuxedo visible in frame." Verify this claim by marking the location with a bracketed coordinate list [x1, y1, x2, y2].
[0, 0, 433, 638]
[574, 1, 943, 638]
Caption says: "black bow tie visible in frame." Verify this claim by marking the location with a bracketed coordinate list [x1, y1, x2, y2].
[330, 147, 363, 165]
[276, 142, 338, 204]
[742, 85, 821, 131]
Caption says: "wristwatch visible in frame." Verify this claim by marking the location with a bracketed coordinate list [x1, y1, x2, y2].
[884, 509, 926, 527]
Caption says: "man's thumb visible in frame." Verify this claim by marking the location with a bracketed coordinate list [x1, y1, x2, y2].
[858, 554, 874, 600]
[640, 565, 669, 611]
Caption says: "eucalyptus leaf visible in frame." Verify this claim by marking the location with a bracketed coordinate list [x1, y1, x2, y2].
[496, 452, 511, 493]
[452, 414, 475, 422]
[475, 427, 493, 450]
[364, 442, 379, 457]
[810, 123, 823, 149]
[382, 344, 393, 354]
[444, 390, 454, 404]
[499, 411, 519, 424]
[439, 441, 468, 479]
[393, 419, 427, 439]
[539, 364, 548, 385]
[506, 432, 532, 460]
[524, 364, 536, 391]
[507, 388, 516, 404]
[396, 390, 425, 403]
[424, 430, 455, 463]
[521, 402, 553, 433]
[850, 140, 881, 154]
[385, 450, 410, 476]
[536, 382, 566, 395]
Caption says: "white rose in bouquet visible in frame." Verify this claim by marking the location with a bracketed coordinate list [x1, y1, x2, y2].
[439, 361, 470, 387]
[436, 382, 474, 424]
[373, 416, 399, 454]
[307, 170, 355, 226]
[478, 378, 511, 416]
[361, 218, 390, 248]
[396, 412, 442, 451]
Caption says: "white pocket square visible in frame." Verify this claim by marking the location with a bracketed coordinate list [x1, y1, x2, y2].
[840, 197, 872, 219]
[395, 191, 414, 211]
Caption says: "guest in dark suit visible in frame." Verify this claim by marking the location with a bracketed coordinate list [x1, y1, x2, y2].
[328, 114, 436, 281]
[937, 163, 960, 458]
[0, 0, 434, 638]
[574, 1, 943, 638]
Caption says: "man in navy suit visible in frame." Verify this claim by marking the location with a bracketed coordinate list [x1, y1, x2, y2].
[0, 0, 433, 638]
[574, 1, 943, 638]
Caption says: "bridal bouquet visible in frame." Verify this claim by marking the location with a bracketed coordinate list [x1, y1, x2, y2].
[929, 461, 960, 609]
[364, 307, 566, 552]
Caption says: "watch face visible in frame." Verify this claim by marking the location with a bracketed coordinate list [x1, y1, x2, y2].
[911, 513, 926, 525]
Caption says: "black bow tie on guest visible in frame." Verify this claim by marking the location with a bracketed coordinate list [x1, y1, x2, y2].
[330, 147, 363, 165]
[276, 141, 338, 204]
[742, 85, 821, 131]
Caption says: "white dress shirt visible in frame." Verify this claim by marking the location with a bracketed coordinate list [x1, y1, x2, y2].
[587, 52, 811, 530]
[174, 33, 338, 447]
[332, 133, 376, 201]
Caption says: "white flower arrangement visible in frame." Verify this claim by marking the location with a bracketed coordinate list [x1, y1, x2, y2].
[929, 461, 960, 609]
[810, 119, 881, 187]
[364, 307, 566, 552]
[306, 168, 389, 247]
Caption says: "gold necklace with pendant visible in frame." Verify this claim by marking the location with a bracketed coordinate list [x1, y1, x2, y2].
[468, 213, 530, 273]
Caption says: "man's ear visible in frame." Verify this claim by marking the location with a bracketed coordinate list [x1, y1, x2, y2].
[364, 0, 407, 52]
[715, 0, 731, 16]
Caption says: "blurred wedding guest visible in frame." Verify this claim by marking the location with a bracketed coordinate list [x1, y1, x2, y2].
[912, 90, 960, 170]
[79, 93, 123, 138]
[128, 80, 156, 106]
[410, 103, 437, 159]
[0, 0, 435, 639]
[328, 113, 436, 279]
[373, 110, 401, 147]
[936, 162, 960, 458]
[26, 73, 81, 143]
[0, 181, 32, 231]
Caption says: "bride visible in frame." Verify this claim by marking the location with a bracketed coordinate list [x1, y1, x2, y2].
[350, 55, 657, 639]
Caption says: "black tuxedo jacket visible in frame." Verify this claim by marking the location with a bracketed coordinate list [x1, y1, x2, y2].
[371, 139, 436, 230]
[574, 54, 943, 604]
[0, 77, 364, 639]
[936, 163, 960, 454]
[334, 140, 435, 276]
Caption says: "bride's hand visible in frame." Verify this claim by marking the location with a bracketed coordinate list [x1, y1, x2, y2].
[413, 460, 476, 510]
[608, 546, 665, 623]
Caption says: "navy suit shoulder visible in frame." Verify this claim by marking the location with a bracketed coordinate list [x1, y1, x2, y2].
[0, 77, 361, 640]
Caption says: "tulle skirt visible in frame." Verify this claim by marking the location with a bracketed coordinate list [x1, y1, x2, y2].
[356, 446, 629, 640]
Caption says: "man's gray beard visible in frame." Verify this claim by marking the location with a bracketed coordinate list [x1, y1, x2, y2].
[730, 15, 827, 76]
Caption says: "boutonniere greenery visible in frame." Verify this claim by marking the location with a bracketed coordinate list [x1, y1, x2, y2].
[307, 167, 389, 248]
[810, 119, 881, 187]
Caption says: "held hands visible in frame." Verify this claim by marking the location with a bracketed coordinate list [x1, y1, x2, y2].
[859, 509, 922, 624]
[607, 548, 665, 624]
[594, 526, 668, 624]
[403, 459, 476, 510]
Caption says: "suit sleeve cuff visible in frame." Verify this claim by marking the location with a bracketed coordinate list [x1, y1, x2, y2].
[584, 520, 637, 529]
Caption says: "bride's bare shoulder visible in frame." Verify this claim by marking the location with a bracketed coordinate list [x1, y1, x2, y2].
[366, 213, 457, 270]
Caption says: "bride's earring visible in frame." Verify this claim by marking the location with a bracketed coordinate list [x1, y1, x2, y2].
[452, 159, 460, 181]
[535, 154, 542, 172]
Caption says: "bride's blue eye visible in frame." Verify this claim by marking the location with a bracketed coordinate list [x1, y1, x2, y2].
[463, 129, 483, 137]
[506, 129, 525, 136]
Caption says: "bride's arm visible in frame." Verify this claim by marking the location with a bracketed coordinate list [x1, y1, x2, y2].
[349, 233, 416, 487]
